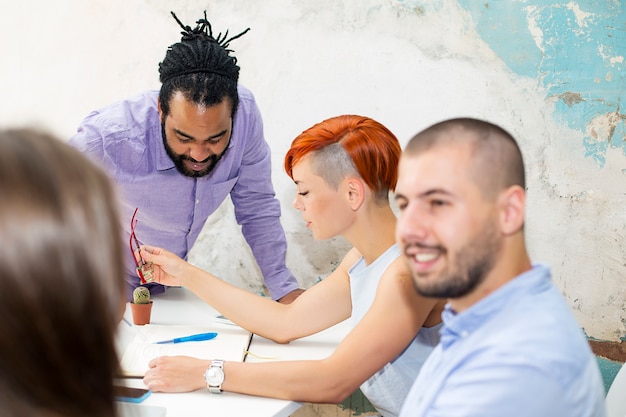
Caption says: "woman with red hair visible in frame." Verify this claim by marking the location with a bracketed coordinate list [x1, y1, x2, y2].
[141, 115, 444, 417]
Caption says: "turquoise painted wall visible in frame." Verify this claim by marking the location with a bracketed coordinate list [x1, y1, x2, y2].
[401, 0, 625, 166]
[465, 0, 625, 166]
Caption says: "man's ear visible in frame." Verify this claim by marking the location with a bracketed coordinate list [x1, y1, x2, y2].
[346, 177, 365, 211]
[498, 185, 526, 235]
[157, 98, 163, 119]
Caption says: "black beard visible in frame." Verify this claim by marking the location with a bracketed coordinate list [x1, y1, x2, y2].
[161, 123, 228, 178]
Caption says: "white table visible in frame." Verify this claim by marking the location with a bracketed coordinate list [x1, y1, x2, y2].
[117, 287, 350, 417]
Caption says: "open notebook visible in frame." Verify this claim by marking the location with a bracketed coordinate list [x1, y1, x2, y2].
[119, 322, 252, 377]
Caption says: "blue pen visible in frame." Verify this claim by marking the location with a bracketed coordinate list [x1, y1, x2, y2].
[154, 332, 218, 344]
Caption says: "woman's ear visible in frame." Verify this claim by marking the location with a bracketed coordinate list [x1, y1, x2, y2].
[498, 185, 526, 235]
[346, 177, 365, 211]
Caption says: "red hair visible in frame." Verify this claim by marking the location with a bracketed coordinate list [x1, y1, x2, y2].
[284, 115, 401, 196]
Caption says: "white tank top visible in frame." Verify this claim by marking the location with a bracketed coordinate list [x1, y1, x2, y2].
[349, 244, 441, 417]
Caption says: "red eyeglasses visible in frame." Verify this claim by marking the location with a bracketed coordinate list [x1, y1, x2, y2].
[130, 208, 154, 284]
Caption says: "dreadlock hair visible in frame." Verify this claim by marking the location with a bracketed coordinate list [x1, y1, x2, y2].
[158, 11, 250, 119]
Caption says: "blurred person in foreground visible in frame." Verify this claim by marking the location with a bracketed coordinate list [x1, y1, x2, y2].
[0, 129, 126, 417]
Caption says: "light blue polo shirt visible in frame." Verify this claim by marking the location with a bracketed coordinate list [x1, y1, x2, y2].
[399, 264, 606, 417]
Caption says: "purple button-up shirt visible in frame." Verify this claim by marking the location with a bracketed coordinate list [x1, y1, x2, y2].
[68, 85, 299, 301]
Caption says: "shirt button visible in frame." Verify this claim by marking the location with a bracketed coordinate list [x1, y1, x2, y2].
[461, 331, 470, 338]
[196, 199, 200, 205]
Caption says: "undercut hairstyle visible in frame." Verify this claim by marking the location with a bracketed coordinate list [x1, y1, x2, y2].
[405, 118, 526, 198]
[158, 11, 250, 119]
[0, 129, 125, 417]
[284, 115, 402, 202]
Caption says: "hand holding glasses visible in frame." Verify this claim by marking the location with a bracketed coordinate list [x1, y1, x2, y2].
[130, 208, 155, 284]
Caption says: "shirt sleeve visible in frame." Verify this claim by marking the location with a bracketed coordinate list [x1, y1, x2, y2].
[67, 111, 108, 166]
[229, 91, 299, 300]
[67, 107, 143, 176]
[67, 102, 155, 298]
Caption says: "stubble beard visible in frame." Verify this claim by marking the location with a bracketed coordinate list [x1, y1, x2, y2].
[411, 220, 502, 299]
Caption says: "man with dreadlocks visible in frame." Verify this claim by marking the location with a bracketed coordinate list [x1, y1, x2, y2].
[69, 11, 303, 303]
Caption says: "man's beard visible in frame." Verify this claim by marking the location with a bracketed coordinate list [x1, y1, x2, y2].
[410, 219, 501, 299]
[161, 123, 229, 178]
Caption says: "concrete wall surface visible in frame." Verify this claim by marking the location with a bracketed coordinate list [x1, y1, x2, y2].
[1, 0, 624, 341]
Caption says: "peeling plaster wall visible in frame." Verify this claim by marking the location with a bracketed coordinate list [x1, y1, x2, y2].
[1, 0, 624, 341]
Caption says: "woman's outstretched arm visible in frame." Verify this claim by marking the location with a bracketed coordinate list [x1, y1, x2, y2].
[139, 244, 356, 343]
[144, 257, 443, 403]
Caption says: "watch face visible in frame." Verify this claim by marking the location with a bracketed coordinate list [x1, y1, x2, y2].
[205, 366, 225, 385]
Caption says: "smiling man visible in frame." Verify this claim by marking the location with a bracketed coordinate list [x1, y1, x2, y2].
[394, 118, 605, 417]
[69, 11, 303, 303]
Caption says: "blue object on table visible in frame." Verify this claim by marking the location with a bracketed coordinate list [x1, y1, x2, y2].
[154, 332, 218, 344]
[114, 386, 152, 403]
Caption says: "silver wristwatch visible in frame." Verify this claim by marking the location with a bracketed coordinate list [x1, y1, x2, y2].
[205, 359, 225, 394]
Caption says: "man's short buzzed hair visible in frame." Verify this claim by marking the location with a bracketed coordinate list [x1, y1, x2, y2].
[405, 118, 526, 198]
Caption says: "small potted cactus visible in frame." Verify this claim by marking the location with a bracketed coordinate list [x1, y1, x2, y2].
[130, 286, 153, 325]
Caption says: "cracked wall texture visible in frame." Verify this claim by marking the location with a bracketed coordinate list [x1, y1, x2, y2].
[1, 0, 624, 341]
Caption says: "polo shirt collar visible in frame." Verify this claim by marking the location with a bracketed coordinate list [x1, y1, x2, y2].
[439, 264, 551, 350]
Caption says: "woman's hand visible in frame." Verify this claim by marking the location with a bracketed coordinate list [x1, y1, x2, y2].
[135, 245, 187, 287]
[143, 355, 210, 393]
